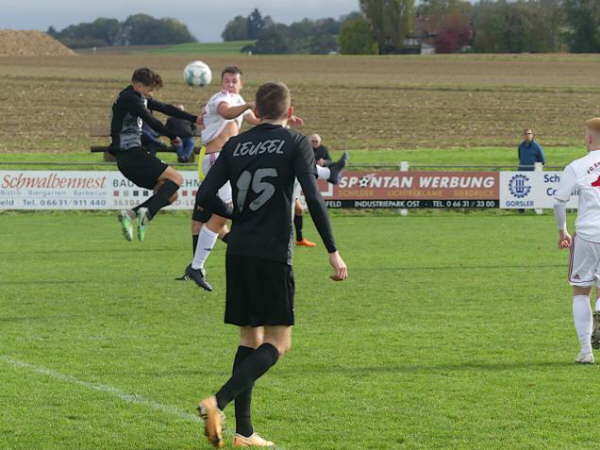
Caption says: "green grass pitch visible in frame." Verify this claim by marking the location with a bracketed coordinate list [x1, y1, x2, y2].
[0, 211, 597, 449]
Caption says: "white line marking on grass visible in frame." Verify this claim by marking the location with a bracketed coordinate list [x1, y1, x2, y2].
[1, 355, 288, 449]
[0, 355, 200, 423]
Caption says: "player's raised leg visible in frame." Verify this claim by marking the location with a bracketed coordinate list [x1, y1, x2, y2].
[315, 152, 349, 184]
[131, 166, 183, 241]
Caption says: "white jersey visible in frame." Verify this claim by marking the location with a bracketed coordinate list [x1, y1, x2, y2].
[201, 90, 247, 145]
[555, 151, 600, 242]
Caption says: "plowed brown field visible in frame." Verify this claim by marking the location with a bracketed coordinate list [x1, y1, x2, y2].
[0, 30, 75, 56]
[1, 53, 600, 153]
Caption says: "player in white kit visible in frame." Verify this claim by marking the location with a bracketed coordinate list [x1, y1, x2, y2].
[182, 66, 348, 291]
[553, 118, 600, 364]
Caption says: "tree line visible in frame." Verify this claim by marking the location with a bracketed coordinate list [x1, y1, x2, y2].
[226, 1, 600, 54]
[47, 14, 196, 48]
[47, 1, 600, 54]
[222, 8, 360, 54]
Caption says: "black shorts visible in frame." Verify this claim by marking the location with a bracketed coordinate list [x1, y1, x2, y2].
[115, 148, 168, 190]
[225, 254, 295, 327]
[192, 189, 212, 222]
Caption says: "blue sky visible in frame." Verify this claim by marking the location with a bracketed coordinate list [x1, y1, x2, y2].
[1, 0, 359, 42]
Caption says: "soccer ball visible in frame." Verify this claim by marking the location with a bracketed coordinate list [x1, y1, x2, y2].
[183, 60, 212, 87]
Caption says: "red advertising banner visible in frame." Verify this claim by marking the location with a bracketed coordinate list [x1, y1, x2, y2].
[317, 171, 500, 208]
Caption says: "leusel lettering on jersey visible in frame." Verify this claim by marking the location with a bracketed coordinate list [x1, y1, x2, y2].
[232, 139, 286, 157]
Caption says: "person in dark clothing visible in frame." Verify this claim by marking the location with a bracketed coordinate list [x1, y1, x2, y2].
[517, 128, 546, 213]
[110, 67, 202, 241]
[141, 121, 168, 156]
[194, 81, 348, 448]
[166, 104, 197, 162]
[310, 133, 332, 167]
[291, 133, 335, 247]
[518, 128, 545, 171]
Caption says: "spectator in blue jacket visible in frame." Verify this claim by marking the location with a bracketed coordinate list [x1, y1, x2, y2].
[166, 104, 197, 163]
[518, 129, 545, 171]
[141, 121, 168, 156]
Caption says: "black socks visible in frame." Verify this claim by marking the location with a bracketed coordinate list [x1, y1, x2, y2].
[232, 346, 255, 437]
[294, 215, 303, 241]
[133, 180, 179, 219]
[215, 343, 279, 412]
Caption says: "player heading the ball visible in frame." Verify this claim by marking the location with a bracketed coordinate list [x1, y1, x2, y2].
[109, 67, 202, 241]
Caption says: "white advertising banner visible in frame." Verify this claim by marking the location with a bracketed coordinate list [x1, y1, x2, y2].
[499, 171, 578, 209]
[0, 170, 201, 210]
[0, 169, 579, 211]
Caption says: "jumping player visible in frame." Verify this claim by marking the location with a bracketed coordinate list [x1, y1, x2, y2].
[193, 81, 348, 448]
[181, 66, 346, 291]
[554, 118, 600, 364]
[110, 67, 201, 241]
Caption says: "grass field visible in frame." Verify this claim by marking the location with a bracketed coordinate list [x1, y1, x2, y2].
[2, 53, 600, 154]
[2, 49, 599, 448]
[0, 146, 587, 172]
[1, 211, 595, 449]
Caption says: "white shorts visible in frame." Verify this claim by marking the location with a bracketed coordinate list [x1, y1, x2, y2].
[202, 151, 232, 204]
[569, 234, 600, 286]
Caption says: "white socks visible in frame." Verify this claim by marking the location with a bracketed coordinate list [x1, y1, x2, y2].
[316, 165, 330, 180]
[595, 298, 600, 312]
[573, 295, 593, 354]
[192, 227, 218, 270]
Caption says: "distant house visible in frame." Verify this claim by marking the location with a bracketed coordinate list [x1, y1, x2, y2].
[420, 42, 435, 55]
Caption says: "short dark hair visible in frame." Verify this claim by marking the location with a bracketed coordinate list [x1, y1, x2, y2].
[221, 65, 243, 79]
[255, 82, 290, 120]
[131, 67, 163, 89]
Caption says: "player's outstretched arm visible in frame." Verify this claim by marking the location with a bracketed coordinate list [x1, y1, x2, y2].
[243, 108, 262, 126]
[297, 171, 348, 281]
[147, 98, 198, 123]
[217, 101, 254, 120]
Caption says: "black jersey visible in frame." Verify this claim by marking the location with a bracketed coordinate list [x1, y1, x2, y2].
[313, 145, 332, 164]
[110, 85, 197, 151]
[196, 123, 337, 264]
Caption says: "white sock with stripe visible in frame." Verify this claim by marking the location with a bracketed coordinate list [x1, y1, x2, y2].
[192, 227, 218, 270]
[573, 295, 593, 354]
[316, 165, 330, 180]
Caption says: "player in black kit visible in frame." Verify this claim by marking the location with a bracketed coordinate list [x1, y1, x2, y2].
[194, 82, 348, 448]
[110, 67, 202, 241]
